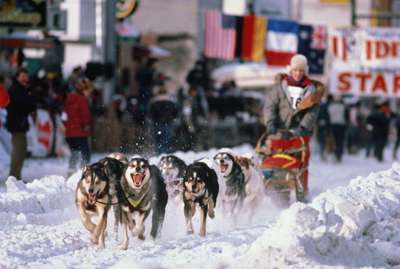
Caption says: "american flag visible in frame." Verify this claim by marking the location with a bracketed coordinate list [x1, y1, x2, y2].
[204, 10, 237, 60]
[311, 25, 327, 50]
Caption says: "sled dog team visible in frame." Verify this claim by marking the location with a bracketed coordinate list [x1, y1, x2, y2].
[75, 150, 265, 249]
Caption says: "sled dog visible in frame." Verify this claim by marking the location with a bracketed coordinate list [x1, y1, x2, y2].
[117, 157, 168, 250]
[213, 150, 264, 216]
[75, 157, 125, 248]
[158, 155, 187, 199]
[183, 161, 219, 237]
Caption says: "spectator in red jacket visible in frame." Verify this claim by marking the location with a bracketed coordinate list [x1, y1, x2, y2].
[64, 77, 92, 176]
[0, 75, 9, 108]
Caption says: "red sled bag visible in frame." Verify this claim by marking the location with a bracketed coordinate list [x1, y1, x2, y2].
[255, 133, 310, 204]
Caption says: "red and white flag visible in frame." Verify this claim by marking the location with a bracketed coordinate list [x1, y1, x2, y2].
[204, 10, 237, 60]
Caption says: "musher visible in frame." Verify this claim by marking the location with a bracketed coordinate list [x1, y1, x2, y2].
[262, 54, 325, 199]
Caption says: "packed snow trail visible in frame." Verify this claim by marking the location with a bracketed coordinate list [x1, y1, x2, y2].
[0, 145, 399, 268]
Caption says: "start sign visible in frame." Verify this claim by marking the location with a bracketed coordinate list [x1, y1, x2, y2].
[330, 64, 400, 97]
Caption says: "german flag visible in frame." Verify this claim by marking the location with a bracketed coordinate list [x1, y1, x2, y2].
[241, 15, 266, 61]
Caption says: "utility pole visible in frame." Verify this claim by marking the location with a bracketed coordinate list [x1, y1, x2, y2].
[103, 0, 116, 105]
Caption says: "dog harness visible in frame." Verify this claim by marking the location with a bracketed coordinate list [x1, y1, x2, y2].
[122, 181, 150, 208]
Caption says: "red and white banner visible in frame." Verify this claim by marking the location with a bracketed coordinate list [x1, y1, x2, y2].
[330, 63, 400, 97]
[330, 28, 400, 67]
[329, 27, 400, 96]
[360, 28, 400, 68]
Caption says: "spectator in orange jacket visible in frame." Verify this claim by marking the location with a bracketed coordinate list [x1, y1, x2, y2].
[63, 77, 92, 177]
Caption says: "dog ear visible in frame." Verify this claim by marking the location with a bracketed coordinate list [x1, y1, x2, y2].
[234, 156, 251, 169]
[83, 165, 89, 172]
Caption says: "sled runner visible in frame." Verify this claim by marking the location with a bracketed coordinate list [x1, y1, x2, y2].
[255, 131, 308, 205]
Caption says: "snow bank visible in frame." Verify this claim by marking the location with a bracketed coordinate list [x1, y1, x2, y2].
[238, 163, 400, 268]
[0, 173, 80, 228]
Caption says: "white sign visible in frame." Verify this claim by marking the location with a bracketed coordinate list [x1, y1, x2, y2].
[330, 63, 400, 97]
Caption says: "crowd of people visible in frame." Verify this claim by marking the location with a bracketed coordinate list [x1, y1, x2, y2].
[316, 95, 399, 163]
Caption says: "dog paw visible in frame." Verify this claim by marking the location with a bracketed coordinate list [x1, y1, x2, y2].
[90, 237, 98, 245]
[208, 211, 215, 219]
[199, 231, 206, 237]
[120, 244, 128, 250]
[138, 234, 145, 240]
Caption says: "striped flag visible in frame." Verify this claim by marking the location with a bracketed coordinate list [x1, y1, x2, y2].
[204, 10, 237, 60]
[241, 15, 267, 61]
[265, 19, 299, 66]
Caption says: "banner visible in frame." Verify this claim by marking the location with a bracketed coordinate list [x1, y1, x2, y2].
[329, 27, 400, 97]
[330, 27, 400, 67]
[360, 28, 400, 68]
[330, 63, 400, 97]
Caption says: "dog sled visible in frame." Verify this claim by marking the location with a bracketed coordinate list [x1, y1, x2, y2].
[255, 131, 308, 206]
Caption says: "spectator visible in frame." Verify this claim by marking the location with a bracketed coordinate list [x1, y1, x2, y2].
[185, 85, 209, 150]
[149, 86, 178, 153]
[367, 101, 391, 162]
[393, 112, 400, 160]
[63, 77, 92, 176]
[327, 95, 348, 162]
[136, 58, 157, 113]
[347, 101, 362, 154]
[316, 94, 330, 161]
[6, 68, 37, 180]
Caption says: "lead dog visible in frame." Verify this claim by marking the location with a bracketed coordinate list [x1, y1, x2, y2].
[183, 161, 219, 237]
[116, 157, 168, 250]
[75, 157, 125, 248]
[213, 150, 264, 217]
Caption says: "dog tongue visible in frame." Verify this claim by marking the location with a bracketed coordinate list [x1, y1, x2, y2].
[133, 174, 143, 185]
[88, 193, 96, 204]
[220, 164, 228, 173]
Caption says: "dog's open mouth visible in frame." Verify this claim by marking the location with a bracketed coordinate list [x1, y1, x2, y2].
[131, 172, 145, 187]
[88, 193, 97, 205]
[220, 163, 228, 173]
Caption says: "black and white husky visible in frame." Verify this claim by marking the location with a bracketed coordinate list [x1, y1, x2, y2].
[213, 149, 264, 217]
[116, 157, 168, 250]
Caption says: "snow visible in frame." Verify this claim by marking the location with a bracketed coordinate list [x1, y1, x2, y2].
[0, 144, 400, 268]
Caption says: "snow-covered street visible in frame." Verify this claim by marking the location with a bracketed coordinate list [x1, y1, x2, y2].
[0, 145, 399, 269]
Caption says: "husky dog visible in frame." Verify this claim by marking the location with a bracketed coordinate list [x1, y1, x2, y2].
[158, 155, 187, 199]
[75, 157, 125, 248]
[213, 150, 264, 217]
[117, 157, 168, 250]
[183, 161, 219, 237]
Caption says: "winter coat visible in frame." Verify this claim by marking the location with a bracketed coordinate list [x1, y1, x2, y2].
[0, 83, 9, 108]
[263, 74, 324, 136]
[64, 92, 91, 138]
[327, 101, 347, 126]
[149, 94, 178, 125]
[6, 80, 37, 133]
[367, 108, 391, 141]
